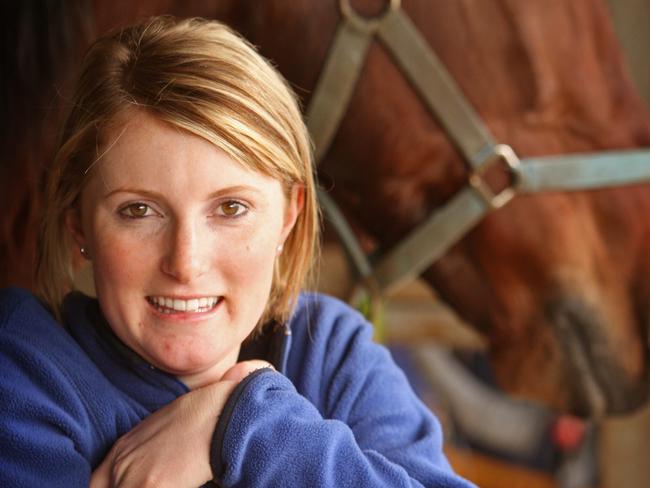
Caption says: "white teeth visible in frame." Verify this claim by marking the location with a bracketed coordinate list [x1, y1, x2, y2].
[148, 296, 220, 313]
[186, 299, 199, 312]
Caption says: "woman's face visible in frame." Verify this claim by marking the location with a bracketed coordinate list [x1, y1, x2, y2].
[68, 111, 300, 388]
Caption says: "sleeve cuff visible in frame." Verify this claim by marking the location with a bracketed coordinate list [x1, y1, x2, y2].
[209, 367, 281, 481]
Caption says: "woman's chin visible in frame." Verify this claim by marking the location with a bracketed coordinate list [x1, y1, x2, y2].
[146, 348, 236, 387]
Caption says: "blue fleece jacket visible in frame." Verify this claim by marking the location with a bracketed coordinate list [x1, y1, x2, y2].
[0, 287, 475, 487]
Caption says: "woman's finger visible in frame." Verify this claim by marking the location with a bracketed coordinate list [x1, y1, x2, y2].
[89, 454, 112, 488]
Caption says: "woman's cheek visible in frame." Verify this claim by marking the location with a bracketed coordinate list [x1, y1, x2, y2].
[228, 236, 278, 282]
[93, 231, 149, 289]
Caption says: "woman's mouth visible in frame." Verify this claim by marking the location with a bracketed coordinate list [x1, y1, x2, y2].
[146, 296, 222, 314]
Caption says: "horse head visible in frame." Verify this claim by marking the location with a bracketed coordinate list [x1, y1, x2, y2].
[214, 0, 650, 416]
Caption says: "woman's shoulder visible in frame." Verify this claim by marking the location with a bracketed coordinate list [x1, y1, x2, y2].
[283, 292, 408, 416]
[0, 287, 60, 335]
[0, 287, 107, 400]
[0, 287, 96, 379]
[291, 292, 371, 337]
[287, 292, 378, 363]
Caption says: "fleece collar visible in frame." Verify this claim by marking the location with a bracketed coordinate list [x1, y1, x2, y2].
[62, 292, 291, 409]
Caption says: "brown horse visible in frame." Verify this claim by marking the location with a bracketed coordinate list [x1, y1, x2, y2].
[4, 0, 650, 417]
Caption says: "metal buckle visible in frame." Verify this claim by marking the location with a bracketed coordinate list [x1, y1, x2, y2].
[468, 144, 521, 209]
[339, 0, 401, 33]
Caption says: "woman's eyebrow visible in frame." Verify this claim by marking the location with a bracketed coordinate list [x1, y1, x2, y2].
[103, 185, 264, 199]
[206, 185, 264, 199]
[103, 188, 164, 199]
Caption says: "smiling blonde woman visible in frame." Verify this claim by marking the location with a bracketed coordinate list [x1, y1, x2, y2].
[0, 16, 475, 488]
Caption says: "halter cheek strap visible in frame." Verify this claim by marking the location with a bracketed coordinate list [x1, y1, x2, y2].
[307, 0, 650, 296]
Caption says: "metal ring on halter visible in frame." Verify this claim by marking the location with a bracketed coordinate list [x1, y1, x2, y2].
[339, 0, 401, 33]
[468, 144, 522, 210]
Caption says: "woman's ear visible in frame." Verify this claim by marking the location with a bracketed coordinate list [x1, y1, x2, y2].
[65, 208, 87, 250]
[280, 185, 304, 243]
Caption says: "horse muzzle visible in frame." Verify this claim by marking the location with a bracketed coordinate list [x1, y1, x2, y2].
[548, 296, 648, 417]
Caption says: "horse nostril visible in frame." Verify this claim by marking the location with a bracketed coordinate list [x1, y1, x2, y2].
[548, 297, 648, 416]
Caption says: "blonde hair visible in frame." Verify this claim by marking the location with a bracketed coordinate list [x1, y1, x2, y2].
[37, 16, 320, 328]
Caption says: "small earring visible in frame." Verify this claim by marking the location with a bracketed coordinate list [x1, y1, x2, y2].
[276, 243, 284, 255]
[80, 246, 90, 259]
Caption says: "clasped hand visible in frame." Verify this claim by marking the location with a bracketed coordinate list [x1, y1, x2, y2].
[90, 360, 273, 488]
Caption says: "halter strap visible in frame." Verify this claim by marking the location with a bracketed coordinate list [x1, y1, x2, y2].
[307, 1, 650, 295]
[519, 149, 650, 192]
[306, 20, 374, 162]
[378, 8, 497, 168]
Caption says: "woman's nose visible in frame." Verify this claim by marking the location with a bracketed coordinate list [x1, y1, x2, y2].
[160, 220, 208, 283]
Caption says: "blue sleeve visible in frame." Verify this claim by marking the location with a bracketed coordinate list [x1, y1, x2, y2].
[0, 290, 99, 488]
[0, 337, 97, 487]
[211, 296, 476, 487]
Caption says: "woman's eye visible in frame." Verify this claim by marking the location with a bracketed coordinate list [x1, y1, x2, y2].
[218, 201, 248, 218]
[119, 203, 155, 219]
